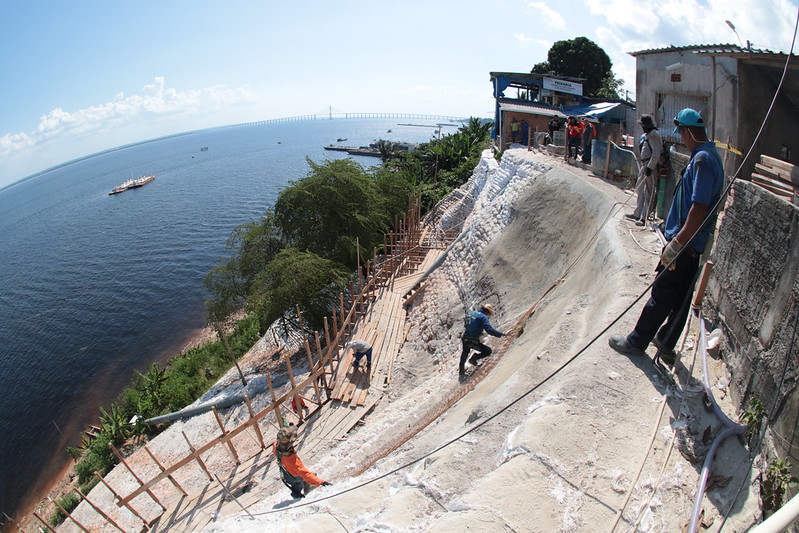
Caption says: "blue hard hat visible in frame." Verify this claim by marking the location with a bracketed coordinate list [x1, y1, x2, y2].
[673, 108, 705, 134]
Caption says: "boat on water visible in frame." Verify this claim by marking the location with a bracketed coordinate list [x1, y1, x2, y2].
[109, 175, 156, 195]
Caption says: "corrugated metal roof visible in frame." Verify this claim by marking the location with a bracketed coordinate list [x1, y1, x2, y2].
[628, 43, 792, 58]
[498, 101, 567, 118]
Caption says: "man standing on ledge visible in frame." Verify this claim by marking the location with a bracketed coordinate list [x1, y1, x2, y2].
[460, 303, 505, 377]
[625, 114, 663, 226]
[610, 109, 723, 365]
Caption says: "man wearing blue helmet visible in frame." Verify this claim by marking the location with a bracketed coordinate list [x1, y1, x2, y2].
[609, 108, 724, 365]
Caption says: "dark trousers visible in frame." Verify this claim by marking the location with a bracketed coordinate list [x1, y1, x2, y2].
[567, 137, 580, 158]
[582, 141, 592, 164]
[628, 247, 700, 352]
[460, 337, 491, 371]
[353, 347, 373, 366]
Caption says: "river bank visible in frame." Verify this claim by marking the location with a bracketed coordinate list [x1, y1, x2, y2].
[9, 324, 218, 533]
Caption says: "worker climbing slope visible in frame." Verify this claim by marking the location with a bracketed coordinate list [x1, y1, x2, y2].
[459, 303, 507, 378]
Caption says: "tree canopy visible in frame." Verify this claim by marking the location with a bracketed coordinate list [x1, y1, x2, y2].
[531, 36, 619, 98]
[205, 118, 493, 335]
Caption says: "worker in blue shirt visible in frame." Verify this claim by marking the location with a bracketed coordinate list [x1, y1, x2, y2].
[460, 303, 505, 376]
[610, 108, 724, 365]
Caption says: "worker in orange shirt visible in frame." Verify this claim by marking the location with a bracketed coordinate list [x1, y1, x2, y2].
[273, 424, 331, 499]
[566, 116, 583, 159]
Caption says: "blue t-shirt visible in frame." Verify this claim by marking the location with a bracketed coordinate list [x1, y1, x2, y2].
[464, 311, 503, 339]
[664, 142, 724, 253]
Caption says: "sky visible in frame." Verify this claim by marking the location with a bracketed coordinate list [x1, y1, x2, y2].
[1, 0, 797, 188]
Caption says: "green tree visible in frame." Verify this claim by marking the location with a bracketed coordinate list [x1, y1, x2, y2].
[248, 247, 350, 331]
[532, 36, 614, 97]
[273, 158, 389, 268]
[596, 74, 625, 99]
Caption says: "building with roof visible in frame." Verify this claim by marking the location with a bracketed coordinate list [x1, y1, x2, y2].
[629, 43, 799, 178]
[489, 71, 634, 152]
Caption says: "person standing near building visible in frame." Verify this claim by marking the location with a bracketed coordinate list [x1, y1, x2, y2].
[548, 116, 560, 144]
[510, 117, 520, 144]
[459, 303, 506, 377]
[610, 108, 723, 365]
[273, 424, 331, 499]
[625, 114, 663, 226]
[566, 116, 583, 159]
[581, 117, 596, 164]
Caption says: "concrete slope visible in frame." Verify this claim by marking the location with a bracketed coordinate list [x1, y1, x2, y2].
[204, 149, 759, 532]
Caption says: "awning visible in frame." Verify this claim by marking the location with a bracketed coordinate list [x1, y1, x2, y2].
[561, 102, 623, 120]
[498, 102, 567, 119]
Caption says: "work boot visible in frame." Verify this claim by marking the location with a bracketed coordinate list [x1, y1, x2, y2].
[608, 335, 646, 357]
[653, 338, 677, 366]
[635, 219, 645, 226]
[468, 355, 480, 366]
[624, 213, 639, 221]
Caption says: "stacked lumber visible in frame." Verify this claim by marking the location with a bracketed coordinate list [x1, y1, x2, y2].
[751, 155, 798, 204]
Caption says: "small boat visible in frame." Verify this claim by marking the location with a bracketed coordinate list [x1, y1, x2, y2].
[337, 138, 348, 142]
[109, 175, 155, 195]
[200, 146, 209, 151]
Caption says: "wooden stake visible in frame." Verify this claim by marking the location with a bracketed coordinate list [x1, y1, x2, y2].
[305, 338, 323, 401]
[604, 141, 611, 179]
[266, 374, 283, 427]
[314, 331, 330, 392]
[693, 261, 714, 308]
[211, 406, 240, 464]
[33, 511, 51, 532]
[94, 472, 148, 525]
[144, 445, 187, 496]
[49, 496, 90, 532]
[72, 487, 126, 533]
[243, 394, 266, 448]
[110, 444, 164, 508]
[181, 431, 214, 481]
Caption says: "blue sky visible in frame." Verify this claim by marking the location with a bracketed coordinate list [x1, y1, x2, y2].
[1, 0, 796, 188]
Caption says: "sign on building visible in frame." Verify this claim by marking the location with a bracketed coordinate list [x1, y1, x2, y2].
[543, 77, 583, 96]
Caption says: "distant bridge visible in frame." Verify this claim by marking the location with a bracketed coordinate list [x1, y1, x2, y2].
[220, 112, 468, 128]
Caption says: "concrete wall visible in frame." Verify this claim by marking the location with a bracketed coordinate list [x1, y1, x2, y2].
[705, 180, 799, 466]
[634, 50, 740, 176]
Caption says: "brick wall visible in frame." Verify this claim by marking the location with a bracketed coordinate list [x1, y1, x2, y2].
[706, 180, 799, 462]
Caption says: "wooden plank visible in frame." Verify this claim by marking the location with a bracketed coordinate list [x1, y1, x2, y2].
[752, 173, 794, 192]
[761, 154, 797, 175]
[752, 177, 794, 198]
[755, 162, 795, 185]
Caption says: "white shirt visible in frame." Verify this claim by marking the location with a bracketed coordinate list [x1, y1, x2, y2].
[345, 339, 371, 353]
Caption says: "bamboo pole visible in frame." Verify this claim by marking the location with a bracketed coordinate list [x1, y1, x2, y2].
[110, 444, 164, 508]
[94, 472, 148, 525]
[211, 406, 240, 464]
[144, 445, 187, 496]
[181, 431, 214, 481]
[72, 487, 126, 533]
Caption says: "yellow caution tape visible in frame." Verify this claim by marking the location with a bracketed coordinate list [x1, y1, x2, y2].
[714, 140, 743, 157]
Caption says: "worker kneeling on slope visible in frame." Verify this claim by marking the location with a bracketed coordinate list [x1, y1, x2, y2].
[273, 423, 331, 499]
[460, 303, 506, 377]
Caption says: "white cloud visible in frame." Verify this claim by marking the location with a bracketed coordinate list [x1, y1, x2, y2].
[515, 32, 533, 45]
[0, 78, 257, 187]
[524, 1, 566, 30]
[27, 77, 256, 145]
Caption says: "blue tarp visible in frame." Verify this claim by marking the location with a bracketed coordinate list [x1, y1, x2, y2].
[561, 102, 626, 123]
